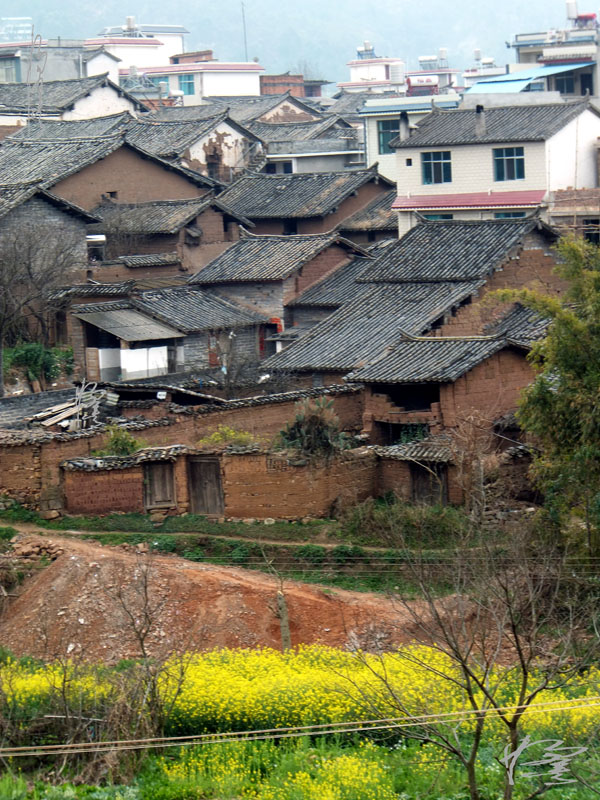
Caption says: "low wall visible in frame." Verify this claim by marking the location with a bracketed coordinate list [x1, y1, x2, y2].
[64, 467, 144, 515]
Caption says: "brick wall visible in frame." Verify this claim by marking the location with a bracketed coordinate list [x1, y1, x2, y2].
[222, 450, 377, 519]
[53, 147, 208, 210]
[208, 283, 285, 320]
[284, 245, 351, 303]
[64, 467, 144, 514]
[377, 459, 463, 505]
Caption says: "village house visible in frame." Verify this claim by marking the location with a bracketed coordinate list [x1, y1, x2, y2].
[201, 93, 323, 124]
[215, 167, 395, 235]
[68, 284, 268, 382]
[0, 39, 122, 84]
[336, 189, 398, 243]
[391, 100, 600, 234]
[188, 231, 370, 330]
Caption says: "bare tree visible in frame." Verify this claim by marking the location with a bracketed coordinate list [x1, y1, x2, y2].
[340, 528, 600, 800]
[0, 219, 85, 396]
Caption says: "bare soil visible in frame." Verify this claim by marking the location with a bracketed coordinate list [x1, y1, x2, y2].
[0, 533, 420, 662]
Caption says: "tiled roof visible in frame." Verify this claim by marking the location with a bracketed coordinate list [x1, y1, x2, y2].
[246, 117, 350, 142]
[92, 196, 250, 234]
[203, 93, 321, 123]
[357, 218, 548, 283]
[190, 232, 366, 284]
[289, 257, 373, 308]
[131, 286, 266, 332]
[392, 101, 593, 148]
[6, 113, 131, 140]
[338, 189, 397, 232]
[0, 74, 145, 114]
[0, 136, 218, 190]
[392, 191, 547, 210]
[374, 435, 453, 463]
[116, 253, 181, 268]
[149, 104, 232, 121]
[347, 336, 506, 383]
[72, 302, 185, 342]
[0, 185, 99, 222]
[489, 303, 551, 346]
[62, 444, 196, 472]
[265, 280, 483, 373]
[217, 167, 393, 219]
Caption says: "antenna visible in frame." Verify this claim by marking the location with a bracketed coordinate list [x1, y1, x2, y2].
[241, 1, 249, 62]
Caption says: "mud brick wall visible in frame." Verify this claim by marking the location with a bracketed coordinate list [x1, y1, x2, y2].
[377, 459, 463, 505]
[64, 467, 144, 514]
[283, 245, 351, 304]
[222, 450, 377, 519]
[0, 445, 42, 505]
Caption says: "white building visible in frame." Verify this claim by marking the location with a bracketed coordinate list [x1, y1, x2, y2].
[391, 100, 600, 234]
[94, 18, 188, 67]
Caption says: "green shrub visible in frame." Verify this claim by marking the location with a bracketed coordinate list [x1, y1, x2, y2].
[4, 342, 60, 383]
[277, 398, 349, 460]
[0, 525, 17, 540]
[295, 544, 326, 565]
[0, 773, 28, 800]
[181, 548, 204, 562]
[92, 425, 146, 457]
[196, 425, 258, 449]
[151, 535, 178, 553]
[331, 544, 366, 566]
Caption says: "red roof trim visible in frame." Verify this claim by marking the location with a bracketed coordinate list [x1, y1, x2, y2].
[392, 190, 547, 210]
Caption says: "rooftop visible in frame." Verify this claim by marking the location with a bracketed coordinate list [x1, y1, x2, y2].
[337, 189, 397, 232]
[217, 167, 392, 219]
[202, 93, 321, 123]
[392, 100, 594, 147]
[0, 74, 144, 114]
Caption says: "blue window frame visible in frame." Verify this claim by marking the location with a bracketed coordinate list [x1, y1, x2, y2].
[421, 151, 452, 184]
[494, 212, 526, 219]
[178, 74, 195, 95]
[493, 147, 525, 181]
[378, 119, 400, 154]
[422, 214, 453, 220]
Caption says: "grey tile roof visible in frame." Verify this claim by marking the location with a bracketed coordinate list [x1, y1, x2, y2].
[266, 280, 483, 373]
[72, 303, 185, 342]
[149, 104, 232, 121]
[337, 189, 397, 232]
[131, 286, 266, 332]
[6, 113, 131, 140]
[217, 166, 393, 219]
[358, 218, 547, 283]
[348, 336, 506, 383]
[62, 444, 197, 472]
[116, 253, 181, 268]
[190, 232, 366, 284]
[0, 74, 145, 114]
[246, 117, 351, 142]
[393, 100, 594, 148]
[489, 303, 551, 346]
[374, 435, 453, 463]
[203, 93, 321, 123]
[288, 257, 373, 308]
[0, 388, 77, 430]
[0, 136, 218, 191]
[92, 196, 250, 235]
[0, 185, 99, 222]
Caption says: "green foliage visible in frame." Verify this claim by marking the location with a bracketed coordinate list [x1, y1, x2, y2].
[196, 425, 258, 449]
[295, 544, 326, 565]
[277, 398, 350, 460]
[0, 773, 28, 800]
[92, 425, 146, 457]
[3, 342, 60, 383]
[495, 236, 600, 551]
[0, 524, 17, 540]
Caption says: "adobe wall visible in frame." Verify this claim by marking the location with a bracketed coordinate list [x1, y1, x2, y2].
[53, 148, 208, 210]
[64, 467, 144, 514]
[283, 245, 351, 303]
[222, 450, 377, 519]
[378, 459, 463, 505]
[434, 233, 565, 338]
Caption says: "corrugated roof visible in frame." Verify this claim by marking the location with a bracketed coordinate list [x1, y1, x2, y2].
[217, 167, 392, 219]
[265, 281, 483, 372]
[337, 189, 397, 232]
[392, 100, 594, 148]
[392, 190, 546, 210]
[72, 303, 184, 342]
[348, 337, 506, 383]
[190, 232, 365, 284]
[357, 218, 544, 282]
[465, 62, 594, 94]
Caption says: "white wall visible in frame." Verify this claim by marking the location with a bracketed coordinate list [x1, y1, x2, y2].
[187, 120, 250, 170]
[394, 140, 548, 197]
[101, 42, 168, 70]
[98, 348, 121, 381]
[86, 52, 120, 83]
[63, 85, 139, 120]
[545, 108, 600, 190]
[201, 70, 261, 99]
[121, 346, 168, 379]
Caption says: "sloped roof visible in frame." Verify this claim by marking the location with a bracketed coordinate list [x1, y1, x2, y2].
[203, 93, 321, 123]
[358, 218, 551, 283]
[348, 337, 507, 383]
[489, 303, 551, 346]
[0, 74, 145, 114]
[337, 189, 397, 232]
[114, 253, 181, 268]
[6, 113, 131, 140]
[0, 185, 100, 222]
[265, 280, 483, 373]
[149, 104, 232, 121]
[92, 196, 251, 234]
[72, 302, 184, 342]
[217, 167, 393, 219]
[131, 286, 266, 331]
[124, 113, 259, 157]
[0, 136, 219, 190]
[392, 100, 595, 148]
[190, 232, 366, 284]
[246, 117, 351, 142]
[289, 256, 373, 307]
[374, 435, 453, 463]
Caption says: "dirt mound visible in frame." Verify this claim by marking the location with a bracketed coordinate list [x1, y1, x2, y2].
[0, 535, 417, 662]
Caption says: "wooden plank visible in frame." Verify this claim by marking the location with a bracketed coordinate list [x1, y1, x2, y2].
[40, 406, 79, 427]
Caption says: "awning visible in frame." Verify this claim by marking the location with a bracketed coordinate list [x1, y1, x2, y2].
[465, 61, 594, 93]
[392, 190, 546, 210]
[73, 308, 184, 342]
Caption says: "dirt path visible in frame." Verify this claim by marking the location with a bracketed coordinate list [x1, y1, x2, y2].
[0, 532, 419, 662]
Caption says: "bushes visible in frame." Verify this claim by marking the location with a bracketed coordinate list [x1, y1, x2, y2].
[92, 425, 146, 457]
[3, 344, 73, 385]
[277, 398, 349, 461]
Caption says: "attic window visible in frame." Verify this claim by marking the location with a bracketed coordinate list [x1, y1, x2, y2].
[107, 191, 118, 199]
[184, 226, 202, 246]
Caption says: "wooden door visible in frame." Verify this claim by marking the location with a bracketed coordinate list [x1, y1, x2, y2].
[144, 462, 175, 509]
[188, 458, 224, 515]
[410, 463, 448, 505]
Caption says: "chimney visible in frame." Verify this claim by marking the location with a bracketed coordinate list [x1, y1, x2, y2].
[399, 111, 410, 142]
[475, 104, 486, 136]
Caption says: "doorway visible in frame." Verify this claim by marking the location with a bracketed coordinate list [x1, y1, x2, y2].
[188, 457, 224, 514]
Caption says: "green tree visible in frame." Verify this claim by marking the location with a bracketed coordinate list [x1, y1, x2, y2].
[496, 235, 600, 552]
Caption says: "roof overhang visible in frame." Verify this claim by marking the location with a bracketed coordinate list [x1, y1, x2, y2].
[73, 307, 184, 342]
[392, 190, 547, 211]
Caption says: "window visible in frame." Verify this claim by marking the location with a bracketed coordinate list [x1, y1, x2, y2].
[0, 57, 18, 82]
[283, 219, 298, 235]
[493, 147, 525, 181]
[583, 218, 600, 245]
[378, 119, 400, 154]
[421, 151, 451, 184]
[494, 212, 526, 219]
[178, 74, 195, 95]
[422, 213, 453, 220]
[405, 158, 412, 166]
[581, 73, 594, 95]
[555, 75, 575, 94]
